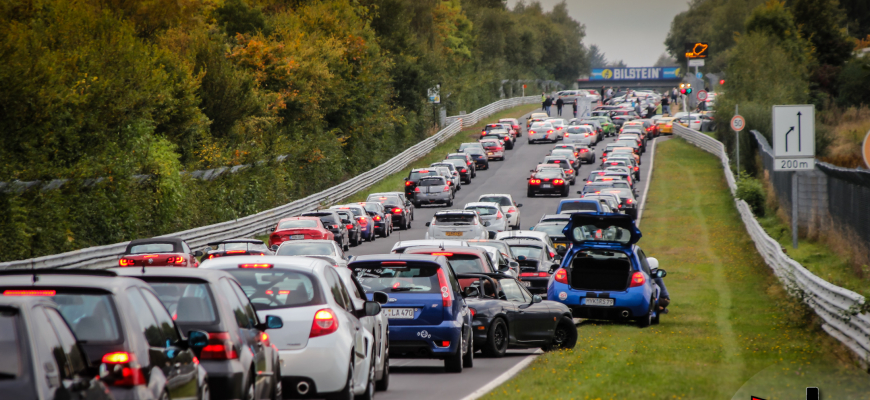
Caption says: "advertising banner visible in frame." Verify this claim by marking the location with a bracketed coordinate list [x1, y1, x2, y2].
[590, 67, 681, 81]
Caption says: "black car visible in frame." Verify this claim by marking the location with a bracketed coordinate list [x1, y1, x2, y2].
[0, 296, 113, 400]
[360, 202, 393, 237]
[440, 158, 473, 184]
[530, 221, 571, 255]
[502, 238, 561, 298]
[110, 267, 284, 400]
[458, 273, 576, 355]
[480, 129, 514, 150]
[0, 270, 209, 400]
[301, 210, 350, 251]
[335, 209, 363, 246]
[446, 153, 477, 179]
[204, 238, 273, 261]
[458, 146, 489, 170]
[366, 193, 412, 230]
[404, 168, 442, 199]
[120, 237, 203, 268]
[527, 168, 569, 197]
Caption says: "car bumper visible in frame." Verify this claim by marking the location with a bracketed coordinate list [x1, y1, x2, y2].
[485, 151, 504, 159]
[519, 277, 549, 296]
[547, 282, 651, 319]
[388, 320, 463, 359]
[200, 359, 246, 399]
[278, 342, 350, 396]
[528, 184, 567, 194]
[415, 192, 451, 204]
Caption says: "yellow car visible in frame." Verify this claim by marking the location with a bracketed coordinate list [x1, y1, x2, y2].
[527, 112, 549, 128]
[657, 117, 676, 134]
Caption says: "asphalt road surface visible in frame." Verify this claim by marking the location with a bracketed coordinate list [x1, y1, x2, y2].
[345, 111, 664, 400]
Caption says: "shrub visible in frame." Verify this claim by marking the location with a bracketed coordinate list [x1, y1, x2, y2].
[735, 171, 766, 216]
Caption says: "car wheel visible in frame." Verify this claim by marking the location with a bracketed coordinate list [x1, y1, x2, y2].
[638, 300, 654, 328]
[242, 378, 255, 400]
[462, 327, 474, 368]
[375, 352, 389, 391]
[327, 364, 354, 400]
[414, 201, 421, 208]
[357, 362, 375, 400]
[543, 316, 578, 351]
[527, 189, 534, 197]
[444, 339, 463, 373]
[271, 363, 282, 400]
[199, 382, 210, 400]
[447, 199, 453, 207]
[483, 318, 508, 358]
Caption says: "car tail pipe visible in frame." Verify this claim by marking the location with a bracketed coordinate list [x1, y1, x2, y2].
[620, 310, 630, 318]
[296, 381, 310, 395]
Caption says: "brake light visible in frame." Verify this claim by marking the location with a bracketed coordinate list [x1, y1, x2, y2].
[461, 168, 467, 173]
[580, 149, 588, 153]
[529, 131, 535, 135]
[629, 272, 646, 287]
[554, 269, 568, 284]
[119, 258, 135, 267]
[358, 217, 367, 224]
[199, 332, 239, 360]
[346, 224, 354, 229]
[635, 167, 639, 171]
[554, 179, 564, 185]
[496, 211, 503, 219]
[508, 207, 517, 213]
[519, 272, 549, 277]
[166, 256, 185, 265]
[436, 268, 453, 308]
[239, 263, 272, 269]
[420, 170, 429, 173]
[310, 309, 339, 338]
[101, 352, 146, 386]
[529, 179, 541, 185]
[392, 208, 402, 214]
[226, 250, 246, 254]
[373, 215, 382, 221]
[260, 332, 271, 347]
[469, 308, 476, 317]
[405, 181, 412, 186]
[381, 261, 407, 265]
[415, 187, 421, 192]
[443, 185, 451, 192]
[554, 160, 560, 163]
[564, 133, 569, 138]
[430, 252, 454, 256]
[4, 290, 56, 296]
[102, 352, 130, 363]
[547, 130, 554, 134]
[568, 169, 574, 174]
[626, 199, 634, 204]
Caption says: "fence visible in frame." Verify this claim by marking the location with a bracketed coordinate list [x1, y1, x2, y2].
[673, 124, 870, 366]
[0, 95, 538, 271]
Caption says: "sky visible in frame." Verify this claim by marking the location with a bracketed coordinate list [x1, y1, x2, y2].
[506, 0, 691, 67]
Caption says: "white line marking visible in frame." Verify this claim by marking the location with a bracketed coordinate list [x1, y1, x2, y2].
[635, 137, 658, 227]
[460, 350, 542, 400]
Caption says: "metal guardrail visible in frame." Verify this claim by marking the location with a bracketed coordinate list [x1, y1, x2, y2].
[672, 124, 870, 365]
[1, 96, 538, 271]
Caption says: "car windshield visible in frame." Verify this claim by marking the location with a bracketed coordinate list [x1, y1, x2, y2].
[129, 243, 175, 254]
[276, 242, 335, 256]
[418, 177, 446, 186]
[0, 309, 21, 377]
[230, 270, 323, 310]
[409, 170, 439, 180]
[478, 196, 511, 207]
[368, 196, 402, 207]
[468, 241, 512, 257]
[434, 213, 475, 225]
[53, 292, 122, 343]
[560, 201, 599, 212]
[448, 255, 488, 274]
[507, 245, 543, 259]
[533, 223, 567, 237]
[615, 141, 637, 147]
[431, 164, 455, 172]
[351, 263, 439, 293]
[466, 148, 485, 155]
[466, 206, 498, 216]
[148, 281, 218, 324]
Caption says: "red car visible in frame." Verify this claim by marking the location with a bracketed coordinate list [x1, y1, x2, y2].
[498, 118, 522, 137]
[268, 216, 334, 248]
[118, 237, 202, 267]
[403, 246, 503, 288]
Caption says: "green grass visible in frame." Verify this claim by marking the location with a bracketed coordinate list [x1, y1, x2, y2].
[487, 137, 870, 400]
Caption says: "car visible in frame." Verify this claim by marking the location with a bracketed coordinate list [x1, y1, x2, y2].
[572, 118, 603, 136]
[445, 153, 477, 179]
[335, 209, 364, 246]
[480, 128, 514, 149]
[590, 116, 616, 136]
[580, 193, 623, 214]
[301, 210, 351, 251]
[477, 193, 522, 230]
[474, 246, 519, 277]
[464, 201, 508, 233]
[618, 133, 645, 152]
[425, 210, 493, 240]
[438, 159, 473, 184]
[466, 239, 520, 270]
[109, 267, 284, 400]
[0, 270, 210, 400]
[556, 199, 605, 214]
[404, 168, 442, 200]
[699, 113, 716, 132]
[403, 246, 505, 278]
[479, 139, 505, 161]
[526, 112, 549, 128]
[275, 239, 350, 268]
[366, 193, 413, 231]
[199, 256, 384, 399]
[527, 167, 569, 197]
[537, 213, 571, 223]
[601, 171, 636, 187]
[556, 89, 586, 104]
[0, 295, 113, 400]
[564, 124, 597, 145]
[481, 123, 512, 140]
[412, 176, 454, 207]
[607, 147, 641, 166]
[578, 183, 638, 218]
[496, 236, 561, 298]
[360, 202, 393, 238]
[528, 121, 557, 143]
[675, 114, 702, 130]
[549, 148, 580, 169]
[605, 156, 640, 180]
[269, 216, 335, 248]
[118, 237, 203, 268]
[331, 204, 377, 242]
[348, 254, 474, 372]
[203, 238, 273, 261]
[498, 118, 521, 137]
[458, 142, 484, 153]
[547, 213, 667, 327]
[540, 156, 576, 184]
[553, 143, 594, 164]
[459, 273, 576, 356]
[390, 240, 470, 254]
[531, 220, 572, 255]
[430, 164, 461, 191]
[545, 118, 567, 141]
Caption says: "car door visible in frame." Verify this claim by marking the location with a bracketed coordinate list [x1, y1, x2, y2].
[325, 268, 366, 391]
[42, 307, 110, 400]
[30, 306, 87, 400]
[125, 287, 175, 399]
[226, 280, 270, 396]
[512, 280, 556, 342]
[338, 269, 379, 378]
[139, 288, 200, 399]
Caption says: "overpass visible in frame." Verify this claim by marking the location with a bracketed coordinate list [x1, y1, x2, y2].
[577, 66, 683, 91]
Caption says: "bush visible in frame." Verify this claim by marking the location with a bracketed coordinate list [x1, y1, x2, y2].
[735, 171, 766, 216]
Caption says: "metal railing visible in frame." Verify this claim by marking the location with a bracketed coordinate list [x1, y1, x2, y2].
[1, 96, 538, 271]
[672, 124, 870, 365]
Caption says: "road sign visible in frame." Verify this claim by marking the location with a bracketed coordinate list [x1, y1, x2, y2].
[684, 42, 709, 59]
[730, 115, 745, 132]
[688, 59, 705, 67]
[695, 72, 703, 79]
[772, 105, 814, 171]
[697, 90, 708, 101]
[522, 84, 526, 89]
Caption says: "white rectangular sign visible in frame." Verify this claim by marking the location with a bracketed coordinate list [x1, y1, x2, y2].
[688, 59, 705, 67]
[772, 105, 815, 159]
[773, 158, 815, 171]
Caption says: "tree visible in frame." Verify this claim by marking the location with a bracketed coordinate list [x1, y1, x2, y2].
[790, 0, 854, 67]
[588, 44, 608, 68]
[839, 0, 870, 38]
[654, 53, 677, 67]
[609, 60, 628, 68]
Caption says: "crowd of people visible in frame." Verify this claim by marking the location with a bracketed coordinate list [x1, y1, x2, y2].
[540, 85, 711, 120]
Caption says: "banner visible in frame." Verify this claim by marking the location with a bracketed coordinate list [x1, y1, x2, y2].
[591, 67, 681, 81]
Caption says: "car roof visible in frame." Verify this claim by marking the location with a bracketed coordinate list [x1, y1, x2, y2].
[404, 246, 489, 257]
[540, 214, 570, 220]
[559, 199, 599, 204]
[207, 238, 264, 246]
[199, 255, 329, 273]
[391, 240, 469, 251]
[479, 193, 512, 199]
[434, 210, 478, 216]
[129, 237, 185, 245]
[110, 266, 235, 282]
[0, 270, 146, 293]
[349, 253, 447, 264]
[496, 230, 550, 240]
[0, 295, 58, 309]
[464, 201, 501, 209]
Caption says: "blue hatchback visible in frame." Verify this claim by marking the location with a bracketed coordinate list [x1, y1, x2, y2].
[547, 213, 667, 327]
[348, 254, 474, 372]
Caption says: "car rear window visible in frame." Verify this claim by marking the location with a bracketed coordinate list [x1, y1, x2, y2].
[148, 281, 218, 324]
[571, 226, 635, 244]
[560, 201, 599, 212]
[418, 177, 446, 186]
[276, 242, 335, 256]
[0, 308, 21, 377]
[447, 255, 487, 274]
[230, 270, 324, 310]
[362, 203, 381, 213]
[478, 196, 511, 207]
[481, 141, 499, 148]
[129, 243, 175, 254]
[536, 169, 564, 178]
[351, 263, 440, 293]
[369, 196, 402, 207]
[434, 214, 475, 224]
[532, 223, 566, 237]
[506, 245, 543, 259]
[465, 206, 498, 216]
[279, 220, 318, 229]
[409, 170, 438, 180]
[219, 242, 267, 252]
[52, 291, 122, 343]
[551, 150, 574, 157]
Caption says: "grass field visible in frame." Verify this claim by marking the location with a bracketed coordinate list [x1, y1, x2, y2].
[487, 137, 870, 400]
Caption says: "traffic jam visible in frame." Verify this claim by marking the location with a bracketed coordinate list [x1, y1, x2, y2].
[2, 92, 674, 400]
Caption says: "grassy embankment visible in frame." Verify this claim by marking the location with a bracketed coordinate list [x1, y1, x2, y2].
[487, 137, 870, 400]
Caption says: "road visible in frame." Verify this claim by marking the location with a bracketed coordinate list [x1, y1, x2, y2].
[344, 111, 664, 400]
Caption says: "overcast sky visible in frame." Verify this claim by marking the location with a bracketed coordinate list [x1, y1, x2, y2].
[506, 0, 691, 67]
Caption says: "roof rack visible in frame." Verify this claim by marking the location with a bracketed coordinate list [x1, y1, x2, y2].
[0, 269, 118, 277]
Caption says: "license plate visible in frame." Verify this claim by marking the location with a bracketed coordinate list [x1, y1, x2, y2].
[445, 231, 463, 237]
[586, 298, 614, 306]
[521, 281, 531, 287]
[290, 235, 304, 240]
[384, 308, 415, 319]
[542, 184, 551, 188]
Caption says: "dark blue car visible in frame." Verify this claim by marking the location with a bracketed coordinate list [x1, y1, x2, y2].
[547, 213, 667, 327]
[348, 254, 474, 372]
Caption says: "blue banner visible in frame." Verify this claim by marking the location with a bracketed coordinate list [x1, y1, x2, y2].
[591, 67, 681, 81]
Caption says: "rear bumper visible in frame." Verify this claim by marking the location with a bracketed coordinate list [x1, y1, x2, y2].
[548, 282, 651, 318]
[415, 193, 451, 204]
[201, 359, 246, 399]
[528, 184, 567, 194]
[389, 320, 463, 359]
[277, 341, 350, 396]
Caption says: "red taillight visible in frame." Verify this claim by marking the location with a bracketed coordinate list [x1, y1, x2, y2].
[580, 149, 588, 153]
[102, 352, 131, 364]
[564, 133, 569, 137]
[568, 169, 574, 174]
[346, 224, 354, 229]
[226, 250, 246, 254]
[405, 181, 412, 186]
[358, 217, 367, 224]
[529, 131, 535, 135]
[508, 207, 517, 213]
[635, 166, 639, 171]
[415, 187, 421, 192]
[101, 352, 146, 386]
[310, 309, 339, 338]
[630, 272, 645, 287]
[547, 130, 554, 134]
[260, 332, 271, 347]
[430, 252, 454, 256]
[530, 179, 541, 185]
[626, 199, 634, 204]
[392, 208, 402, 214]
[381, 261, 407, 265]
[436, 268, 453, 308]
[461, 168, 467, 173]
[200, 332, 238, 360]
[373, 215, 382, 221]
[519, 272, 549, 277]
[470, 308, 476, 317]
[554, 269, 568, 284]
[443, 185, 450, 192]
[4, 290, 56, 296]
[239, 263, 272, 269]
[166, 256, 185, 265]
[553, 160, 560, 163]
[118, 258, 134, 267]
[496, 211, 504, 219]
[554, 179, 564, 185]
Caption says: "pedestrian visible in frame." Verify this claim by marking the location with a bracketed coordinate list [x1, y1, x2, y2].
[544, 96, 553, 116]
[600, 86, 606, 101]
[606, 86, 613, 101]
[661, 95, 670, 116]
[541, 92, 547, 111]
[555, 97, 564, 116]
[635, 101, 642, 117]
[647, 102, 656, 118]
[572, 99, 578, 118]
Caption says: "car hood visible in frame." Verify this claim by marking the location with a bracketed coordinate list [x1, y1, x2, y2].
[562, 212, 641, 246]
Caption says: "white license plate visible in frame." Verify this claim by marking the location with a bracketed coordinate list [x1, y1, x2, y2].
[542, 184, 552, 188]
[585, 298, 614, 306]
[521, 281, 531, 287]
[290, 235, 304, 240]
[384, 308, 415, 319]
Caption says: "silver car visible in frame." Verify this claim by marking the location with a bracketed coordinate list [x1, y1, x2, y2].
[412, 176, 453, 207]
[430, 163, 461, 190]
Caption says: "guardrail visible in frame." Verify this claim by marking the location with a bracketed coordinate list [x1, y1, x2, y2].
[1, 96, 538, 271]
[672, 124, 870, 366]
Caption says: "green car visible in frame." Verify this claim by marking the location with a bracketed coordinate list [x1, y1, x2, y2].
[591, 116, 616, 137]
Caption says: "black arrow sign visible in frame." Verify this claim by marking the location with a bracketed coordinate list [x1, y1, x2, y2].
[784, 126, 794, 152]
[797, 111, 803, 152]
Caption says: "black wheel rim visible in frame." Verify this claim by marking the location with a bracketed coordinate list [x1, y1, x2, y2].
[553, 326, 568, 347]
[494, 324, 507, 350]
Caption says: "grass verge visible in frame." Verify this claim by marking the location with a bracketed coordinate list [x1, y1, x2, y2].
[486, 137, 870, 400]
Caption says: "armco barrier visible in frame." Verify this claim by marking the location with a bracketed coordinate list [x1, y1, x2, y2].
[672, 124, 870, 365]
[1, 96, 538, 271]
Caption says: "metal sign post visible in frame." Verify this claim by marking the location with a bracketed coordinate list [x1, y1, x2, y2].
[730, 107, 745, 180]
[772, 104, 815, 249]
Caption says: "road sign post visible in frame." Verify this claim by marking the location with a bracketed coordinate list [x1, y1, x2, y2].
[730, 108, 745, 180]
[773, 104, 815, 249]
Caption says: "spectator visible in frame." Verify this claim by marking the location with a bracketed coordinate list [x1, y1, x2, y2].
[572, 99, 578, 118]
[555, 97, 564, 116]
[541, 92, 547, 111]
[544, 96, 553, 116]
[661, 95, 670, 116]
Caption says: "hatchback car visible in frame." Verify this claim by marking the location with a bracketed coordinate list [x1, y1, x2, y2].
[497, 237, 561, 298]
[439, 158, 473, 183]
[110, 267, 284, 400]
[331, 204, 376, 242]
[204, 238, 272, 261]
[348, 254, 474, 372]
[390, 240, 470, 254]
[462, 147, 490, 170]
[530, 220, 572, 255]
[269, 217, 334, 249]
[477, 194, 522, 230]
[556, 199, 605, 214]
[360, 202, 393, 238]
[366, 193, 413, 230]
[425, 210, 493, 240]
[445, 153, 477, 180]
[412, 176, 454, 207]
[480, 128, 514, 149]
[527, 122, 556, 143]
[119, 237, 203, 268]
[300, 210, 351, 251]
[463, 202, 508, 233]
[404, 168, 441, 200]
[430, 163, 461, 190]
[541, 156, 576, 184]
[480, 139, 505, 161]
[549, 148, 580, 169]
[497, 118, 521, 137]
[562, 125, 595, 145]
[527, 167, 569, 197]
[275, 239, 349, 268]
[335, 209, 363, 247]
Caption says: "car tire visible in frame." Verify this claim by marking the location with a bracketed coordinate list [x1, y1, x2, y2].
[483, 318, 508, 358]
[375, 352, 389, 391]
[328, 364, 354, 400]
[444, 339, 463, 373]
[527, 188, 534, 197]
[560, 188, 568, 197]
[358, 362, 375, 400]
[543, 316, 578, 351]
[463, 328, 474, 368]
[199, 382, 210, 400]
[638, 300, 655, 328]
[447, 199, 453, 207]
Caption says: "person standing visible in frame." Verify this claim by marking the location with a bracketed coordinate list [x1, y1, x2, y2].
[661, 95, 670, 116]
[555, 97, 564, 116]
[572, 99, 578, 118]
[600, 86, 606, 102]
[544, 96, 553, 116]
[671, 87, 678, 107]
[541, 92, 547, 111]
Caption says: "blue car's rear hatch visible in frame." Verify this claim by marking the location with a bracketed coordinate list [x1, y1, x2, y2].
[350, 260, 446, 325]
[562, 213, 641, 291]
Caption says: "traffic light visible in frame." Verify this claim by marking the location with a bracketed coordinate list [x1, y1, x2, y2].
[679, 83, 692, 95]
[719, 79, 725, 85]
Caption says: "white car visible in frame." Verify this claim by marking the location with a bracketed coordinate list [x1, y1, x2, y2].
[528, 122, 557, 143]
[475, 245, 519, 277]
[495, 230, 558, 257]
[563, 124, 595, 144]
[274, 239, 349, 268]
[425, 210, 491, 240]
[199, 256, 384, 400]
[477, 193, 522, 229]
[390, 239, 469, 253]
[464, 202, 508, 233]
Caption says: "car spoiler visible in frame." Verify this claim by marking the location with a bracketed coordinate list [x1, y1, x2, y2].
[206, 238, 264, 247]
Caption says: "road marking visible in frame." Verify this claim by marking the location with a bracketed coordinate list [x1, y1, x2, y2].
[460, 350, 543, 400]
[635, 136, 658, 227]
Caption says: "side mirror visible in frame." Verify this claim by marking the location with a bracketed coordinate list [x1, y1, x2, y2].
[372, 291, 389, 305]
[270, 244, 279, 252]
[516, 204, 523, 208]
[483, 221, 491, 227]
[462, 287, 480, 298]
[425, 222, 431, 227]
[271, 225, 277, 232]
[554, 254, 562, 262]
[487, 231, 496, 239]
[188, 330, 208, 350]
[261, 315, 284, 330]
[532, 295, 543, 304]
[516, 255, 526, 261]
[346, 255, 353, 261]
[193, 250, 203, 258]
[363, 301, 381, 317]
[509, 261, 519, 268]
[653, 269, 667, 279]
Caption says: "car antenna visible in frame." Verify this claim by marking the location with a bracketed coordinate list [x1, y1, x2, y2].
[440, 242, 445, 251]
